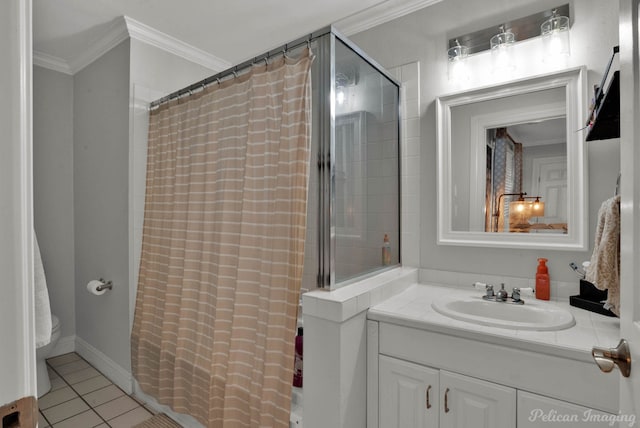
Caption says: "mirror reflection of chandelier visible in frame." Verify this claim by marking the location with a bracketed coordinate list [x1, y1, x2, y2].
[508, 194, 546, 232]
[493, 192, 545, 232]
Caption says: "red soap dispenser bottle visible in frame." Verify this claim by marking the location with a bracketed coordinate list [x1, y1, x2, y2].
[536, 258, 550, 300]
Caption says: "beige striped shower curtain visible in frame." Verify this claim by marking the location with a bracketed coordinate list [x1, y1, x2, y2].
[131, 50, 313, 428]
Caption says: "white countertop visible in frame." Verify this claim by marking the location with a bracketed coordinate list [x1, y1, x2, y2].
[368, 283, 621, 362]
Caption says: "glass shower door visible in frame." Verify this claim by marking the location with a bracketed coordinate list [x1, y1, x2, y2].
[331, 37, 400, 285]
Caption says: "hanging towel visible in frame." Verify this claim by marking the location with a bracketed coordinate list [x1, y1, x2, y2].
[585, 195, 621, 316]
[34, 232, 52, 347]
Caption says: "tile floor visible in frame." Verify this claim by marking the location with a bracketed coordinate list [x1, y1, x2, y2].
[38, 353, 156, 428]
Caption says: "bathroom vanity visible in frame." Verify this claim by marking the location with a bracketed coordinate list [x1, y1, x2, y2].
[366, 284, 620, 428]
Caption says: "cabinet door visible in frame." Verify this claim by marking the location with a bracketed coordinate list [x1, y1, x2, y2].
[440, 370, 515, 428]
[518, 391, 619, 427]
[379, 355, 439, 428]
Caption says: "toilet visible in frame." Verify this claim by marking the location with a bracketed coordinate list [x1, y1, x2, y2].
[36, 314, 61, 397]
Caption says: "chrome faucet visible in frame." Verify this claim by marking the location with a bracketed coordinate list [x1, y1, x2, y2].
[477, 283, 529, 305]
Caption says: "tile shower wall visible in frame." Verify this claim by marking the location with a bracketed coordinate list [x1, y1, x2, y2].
[330, 59, 420, 283]
[392, 62, 421, 268]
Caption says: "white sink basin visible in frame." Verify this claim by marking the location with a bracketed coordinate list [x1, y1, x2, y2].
[431, 296, 575, 331]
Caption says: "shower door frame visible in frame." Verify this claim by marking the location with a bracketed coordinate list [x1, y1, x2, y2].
[315, 27, 402, 290]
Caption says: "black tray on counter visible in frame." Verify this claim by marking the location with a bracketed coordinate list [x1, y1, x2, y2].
[569, 279, 616, 317]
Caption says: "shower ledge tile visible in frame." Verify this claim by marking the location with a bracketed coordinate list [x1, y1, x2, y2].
[301, 294, 318, 318]
[302, 267, 418, 322]
[314, 299, 343, 322]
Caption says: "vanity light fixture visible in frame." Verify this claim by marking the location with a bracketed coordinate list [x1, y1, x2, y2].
[447, 39, 469, 82]
[541, 8, 570, 62]
[490, 25, 516, 74]
[446, 4, 571, 65]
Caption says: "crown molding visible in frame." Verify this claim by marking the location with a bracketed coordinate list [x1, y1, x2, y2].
[35, 0, 441, 76]
[68, 16, 130, 74]
[33, 50, 73, 75]
[34, 15, 230, 76]
[335, 0, 443, 36]
[123, 16, 231, 72]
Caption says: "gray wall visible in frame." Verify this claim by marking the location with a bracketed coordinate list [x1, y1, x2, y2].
[74, 40, 132, 371]
[350, 0, 621, 283]
[31, 34, 215, 378]
[33, 66, 76, 340]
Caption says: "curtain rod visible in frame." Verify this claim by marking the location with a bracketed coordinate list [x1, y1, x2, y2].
[149, 27, 332, 110]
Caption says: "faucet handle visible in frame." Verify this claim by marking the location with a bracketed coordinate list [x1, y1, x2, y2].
[512, 287, 534, 298]
[485, 284, 495, 298]
[512, 287, 534, 303]
[512, 288, 521, 301]
[472, 282, 488, 290]
[472, 282, 494, 299]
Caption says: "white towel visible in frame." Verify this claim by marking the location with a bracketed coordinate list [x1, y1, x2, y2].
[34, 232, 52, 347]
[585, 195, 620, 316]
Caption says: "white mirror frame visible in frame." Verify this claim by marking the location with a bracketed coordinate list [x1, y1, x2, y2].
[436, 67, 588, 250]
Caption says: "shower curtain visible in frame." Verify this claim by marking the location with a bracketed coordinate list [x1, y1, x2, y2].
[131, 50, 313, 428]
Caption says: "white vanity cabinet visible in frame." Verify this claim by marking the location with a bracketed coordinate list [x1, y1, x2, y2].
[379, 355, 439, 427]
[367, 318, 619, 428]
[517, 391, 617, 428]
[379, 355, 515, 428]
[440, 370, 515, 428]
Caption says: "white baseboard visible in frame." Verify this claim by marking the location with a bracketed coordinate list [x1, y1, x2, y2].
[75, 336, 134, 394]
[50, 334, 76, 357]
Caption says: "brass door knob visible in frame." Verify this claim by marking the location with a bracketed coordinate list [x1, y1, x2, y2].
[592, 339, 631, 377]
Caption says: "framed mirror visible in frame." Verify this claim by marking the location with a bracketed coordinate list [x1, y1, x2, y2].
[436, 67, 587, 250]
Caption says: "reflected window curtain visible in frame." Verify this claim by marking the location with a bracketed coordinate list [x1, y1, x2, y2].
[484, 143, 494, 232]
[131, 50, 313, 428]
[492, 129, 508, 231]
[513, 141, 523, 195]
[491, 129, 522, 232]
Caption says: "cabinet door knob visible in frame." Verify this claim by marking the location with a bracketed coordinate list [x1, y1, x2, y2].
[425, 385, 432, 409]
[444, 387, 450, 413]
[592, 339, 631, 377]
